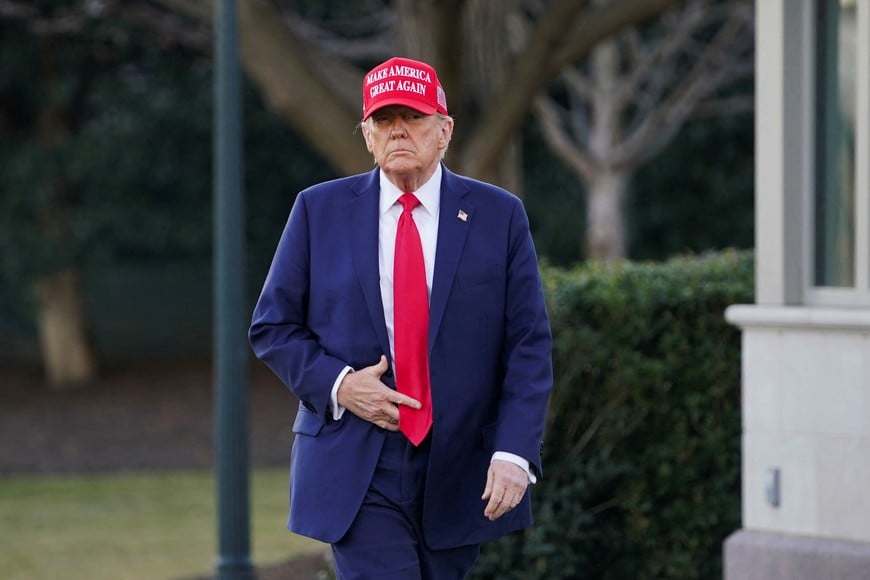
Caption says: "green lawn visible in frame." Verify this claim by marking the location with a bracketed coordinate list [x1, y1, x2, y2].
[0, 468, 325, 580]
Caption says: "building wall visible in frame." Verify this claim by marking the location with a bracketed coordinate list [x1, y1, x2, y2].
[726, 0, 870, 576]
[727, 306, 870, 544]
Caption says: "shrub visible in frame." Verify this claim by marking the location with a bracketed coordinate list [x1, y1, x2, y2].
[471, 250, 754, 579]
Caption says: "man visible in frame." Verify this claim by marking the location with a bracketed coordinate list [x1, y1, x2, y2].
[249, 56, 552, 579]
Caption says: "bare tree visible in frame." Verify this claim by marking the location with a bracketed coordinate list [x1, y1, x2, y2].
[148, 0, 692, 187]
[534, 0, 754, 261]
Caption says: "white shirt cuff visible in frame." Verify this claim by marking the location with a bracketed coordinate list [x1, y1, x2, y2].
[491, 451, 537, 484]
[330, 366, 354, 421]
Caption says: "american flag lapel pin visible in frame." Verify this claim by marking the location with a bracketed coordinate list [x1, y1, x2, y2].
[457, 209, 468, 222]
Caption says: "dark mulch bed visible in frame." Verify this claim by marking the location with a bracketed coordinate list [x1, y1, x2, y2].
[0, 360, 295, 475]
[0, 359, 330, 579]
[185, 551, 333, 580]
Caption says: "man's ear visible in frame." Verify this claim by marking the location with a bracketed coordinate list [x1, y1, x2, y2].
[361, 123, 374, 153]
[439, 117, 454, 148]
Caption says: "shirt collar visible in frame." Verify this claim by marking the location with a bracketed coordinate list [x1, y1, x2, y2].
[379, 164, 442, 218]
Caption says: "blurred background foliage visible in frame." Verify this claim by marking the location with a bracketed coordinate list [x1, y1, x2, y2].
[0, 0, 753, 376]
[0, 0, 753, 338]
[0, 4, 334, 340]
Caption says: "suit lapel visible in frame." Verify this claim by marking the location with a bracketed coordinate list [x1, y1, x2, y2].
[349, 169, 392, 361]
[429, 167, 472, 352]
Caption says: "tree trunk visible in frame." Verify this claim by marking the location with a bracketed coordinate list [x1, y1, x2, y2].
[35, 268, 98, 388]
[585, 34, 626, 261]
[586, 169, 627, 261]
[34, 37, 99, 389]
[492, 138, 523, 196]
[457, 0, 523, 193]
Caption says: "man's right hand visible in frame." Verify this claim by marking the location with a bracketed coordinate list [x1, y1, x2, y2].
[336, 355, 421, 431]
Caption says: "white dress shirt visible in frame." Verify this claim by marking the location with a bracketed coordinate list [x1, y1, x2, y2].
[330, 165, 533, 481]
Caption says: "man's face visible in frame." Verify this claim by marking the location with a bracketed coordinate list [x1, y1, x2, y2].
[362, 105, 453, 187]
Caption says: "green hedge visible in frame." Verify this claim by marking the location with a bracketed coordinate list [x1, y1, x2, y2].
[471, 250, 754, 579]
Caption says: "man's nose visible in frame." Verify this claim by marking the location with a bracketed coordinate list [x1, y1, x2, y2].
[390, 118, 408, 136]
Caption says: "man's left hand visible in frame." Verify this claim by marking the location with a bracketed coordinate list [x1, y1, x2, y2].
[481, 459, 528, 521]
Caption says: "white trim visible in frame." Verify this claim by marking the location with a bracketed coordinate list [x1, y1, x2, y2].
[800, 0, 816, 304]
[725, 303, 870, 331]
[856, 0, 869, 292]
[756, 0, 809, 305]
[754, 0, 785, 304]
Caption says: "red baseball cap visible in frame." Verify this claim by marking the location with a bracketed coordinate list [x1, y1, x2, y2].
[362, 57, 448, 120]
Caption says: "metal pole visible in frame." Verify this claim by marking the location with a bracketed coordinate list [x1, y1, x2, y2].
[213, 0, 254, 578]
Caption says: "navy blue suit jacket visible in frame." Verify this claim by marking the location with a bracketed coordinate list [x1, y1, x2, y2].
[249, 165, 553, 549]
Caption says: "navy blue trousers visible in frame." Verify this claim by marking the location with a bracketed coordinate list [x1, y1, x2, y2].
[332, 431, 481, 579]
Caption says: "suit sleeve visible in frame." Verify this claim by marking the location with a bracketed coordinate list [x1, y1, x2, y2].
[249, 192, 348, 419]
[495, 199, 554, 476]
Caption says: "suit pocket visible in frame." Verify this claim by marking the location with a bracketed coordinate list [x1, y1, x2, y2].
[292, 405, 324, 436]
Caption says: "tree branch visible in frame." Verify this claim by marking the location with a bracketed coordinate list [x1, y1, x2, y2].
[612, 1, 708, 110]
[553, 0, 693, 69]
[116, 2, 212, 53]
[150, 0, 373, 174]
[458, 0, 587, 178]
[461, 0, 690, 179]
[236, 0, 371, 173]
[610, 2, 754, 169]
[533, 95, 596, 183]
[282, 8, 394, 61]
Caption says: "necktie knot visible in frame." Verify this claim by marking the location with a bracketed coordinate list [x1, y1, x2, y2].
[399, 193, 420, 213]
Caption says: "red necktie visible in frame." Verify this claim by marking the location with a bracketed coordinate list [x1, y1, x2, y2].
[394, 193, 433, 445]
